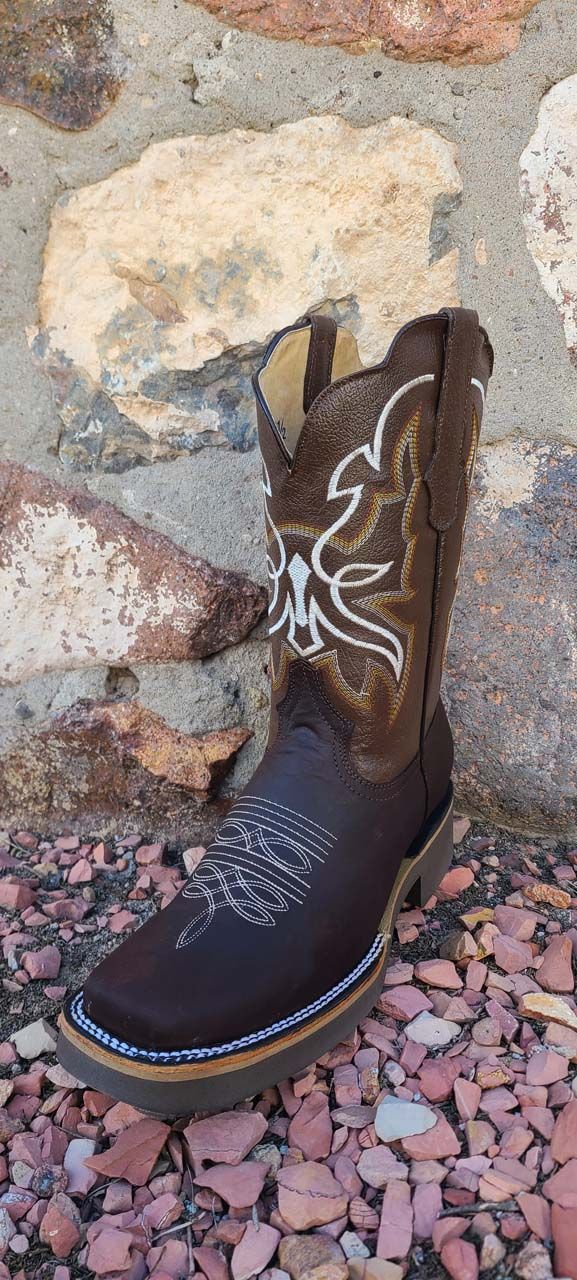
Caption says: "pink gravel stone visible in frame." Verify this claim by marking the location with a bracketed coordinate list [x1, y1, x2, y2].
[440, 1237, 479, 1280]
[437, 867, 474, 900]
[376, 1181, 413, 1260]
[62, 1139, 98, 1195]
[526, 1049, 569, 1086]
[480, 1087, 517, 1114]
[231, 1223, 280, 1280]
[357, 1146, 408, 1189]
[21, 947, 61, 981]
[493, 905, 538, 940]
[537, 936, 575, 994]
[543, 1159, 577, 1207]
[493, 934, 533, 975]
[433, 1217, 468, 1251]
[518, 1193, 552, 1238]
[0, 882, 36, 911]
[454, 1079, 481, 1121]
[184, 1111, 267, 1168]
[552, 1205, 577, 1280]
[195, 1162, 267, 1208]
[288, 1092, 332, 1160]
[414, 960, 462, 989]
[413, 1182, 442, 1240]
[401, 1112, 461, 1161]
[378, 986, 432, 1022]
[38, 1193, 81, 1259]
[276, 1162, 347, 1231]
[87, 1226, 132, 1275]
[108, 909, 137, 933]
[68, 859, 93, 885]
[417, 1058, 460, 1103]
[550, 1099, 577, 1164]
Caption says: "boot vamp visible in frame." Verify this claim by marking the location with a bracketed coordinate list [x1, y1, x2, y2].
[83, 721, 429, 1054]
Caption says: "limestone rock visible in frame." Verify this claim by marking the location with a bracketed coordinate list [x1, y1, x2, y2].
[191, 0, 539, 63]
[0, 699, 250, 832]
[0, 0, 125, 130]
[34, 116, 460, 471]
[0, 462, 266, 685]
[520, 75, 577, 365]
[445, 440, 577, 835]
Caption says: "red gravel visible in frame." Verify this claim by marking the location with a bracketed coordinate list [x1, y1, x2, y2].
[0, 821, 576, 1279]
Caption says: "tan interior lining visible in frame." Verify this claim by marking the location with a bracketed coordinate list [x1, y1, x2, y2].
[258, 323, 363, 457]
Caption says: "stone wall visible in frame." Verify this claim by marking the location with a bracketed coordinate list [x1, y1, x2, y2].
[0, 0, 575, 838]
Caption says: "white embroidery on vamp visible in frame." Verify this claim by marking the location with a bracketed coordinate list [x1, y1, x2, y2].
[175, 795, 336, 949]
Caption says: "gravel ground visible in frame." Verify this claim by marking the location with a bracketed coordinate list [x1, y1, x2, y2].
[0, 818, 576, 1280]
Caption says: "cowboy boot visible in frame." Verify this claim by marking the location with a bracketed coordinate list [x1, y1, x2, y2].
[58, 307, 493, 1116]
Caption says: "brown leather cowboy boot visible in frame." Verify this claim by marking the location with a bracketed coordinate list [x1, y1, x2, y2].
[58, 308, 493, 1116]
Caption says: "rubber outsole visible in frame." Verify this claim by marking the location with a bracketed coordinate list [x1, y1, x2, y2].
[57, 794, 454, 1116]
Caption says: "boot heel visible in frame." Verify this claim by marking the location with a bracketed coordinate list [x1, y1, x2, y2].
[405, 800, 454, 909]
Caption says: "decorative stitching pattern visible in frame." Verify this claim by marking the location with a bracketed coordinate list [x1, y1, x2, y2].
[176, 795, 336, 948]
[265, 375, 434, 719]
[69, 934, 385, 1064]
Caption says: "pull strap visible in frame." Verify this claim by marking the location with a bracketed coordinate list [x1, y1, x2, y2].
[303, 313, 338, 415]
[425, 307, 479, 531]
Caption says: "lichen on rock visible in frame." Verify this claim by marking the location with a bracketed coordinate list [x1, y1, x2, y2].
[34, 115, 461, 471]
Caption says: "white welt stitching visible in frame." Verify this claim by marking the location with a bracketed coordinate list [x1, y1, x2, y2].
[69, 934, 385, 1065]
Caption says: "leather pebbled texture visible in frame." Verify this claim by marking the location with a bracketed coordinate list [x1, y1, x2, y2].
[259, 310, 493, 781]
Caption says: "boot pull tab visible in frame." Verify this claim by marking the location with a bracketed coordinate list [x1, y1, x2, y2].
[302, 313, 338, 414]
[426, 306, 480, 532]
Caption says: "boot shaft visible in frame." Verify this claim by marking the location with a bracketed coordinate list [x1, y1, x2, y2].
[254, 308, 493, 782]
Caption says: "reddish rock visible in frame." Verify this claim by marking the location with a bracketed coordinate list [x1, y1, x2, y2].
[85, 1118, 170, 1186]
[517, 1193, 551, 1240]
[440, 1237, 478, 1280]
[417, 1058, 460, 1103]
[277, 1163, 348, 1231]
[0, 461, 266, 684]
[542, 1161, 577, 1209]
[0, 0, 124, 129]
[68, 858, 93, 885]
[493, 934, 533, 975]
[0, 880, 36, 911]
[39, 1193, 81, 1259]
[401, 1112, 461, 1161]
[87, 1226, 132, 1275]
[454, 1079, 482, 1121]
[185, 1112, 267, 1169]
[21, 946, 61, 981]
[413, 1182, 442, 1241]
[437, 867, 474, 900]
[524, 882, 572, 909]
[537, 936, 574, 994]
[195, 1161, 267, 1208]
[526, 1050, 568, 1086]
[378, 986, 432, 1022]
[231, 1224, 281, 1280]
[278, 1233, 347, 1279]
[288, 1092, 332, 1160]
[552, 1204, 577, 1280]
[550, 1100, 577, 1164]
[357, 1146, 408, 1190]
[190, 0, 540, 63]
[414, 960, 462, 990]
[0, 699, 252, 832]
[493, 905, 538, 940]
[376, 1181, 413, 1261]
